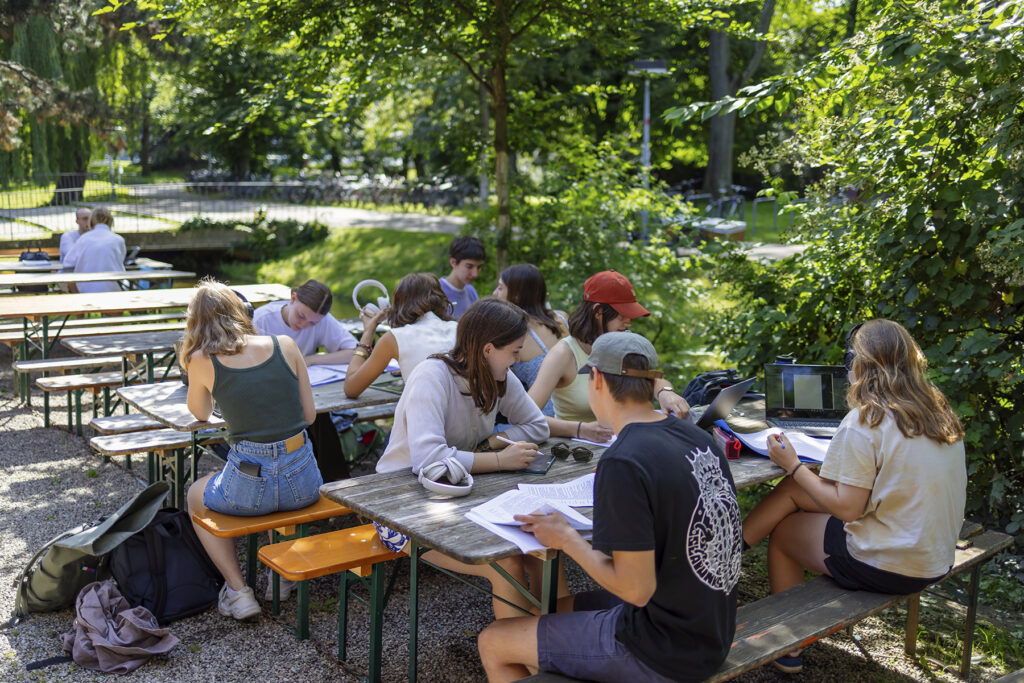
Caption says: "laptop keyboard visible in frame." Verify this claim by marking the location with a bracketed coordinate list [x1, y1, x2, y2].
[770, 419, 840, 429]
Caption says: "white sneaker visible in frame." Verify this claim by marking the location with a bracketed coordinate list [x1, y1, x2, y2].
[218, 584, 262, 620]
[264, 575, 296, 602]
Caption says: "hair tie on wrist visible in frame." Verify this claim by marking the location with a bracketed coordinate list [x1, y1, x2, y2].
[789, 463, 805, 477]
[576, 421, 582, 438]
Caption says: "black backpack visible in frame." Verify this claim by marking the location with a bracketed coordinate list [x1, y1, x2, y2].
[109, 508, 223, 624]
[19, 247, 51, 262]
[682, 369, 745, 406]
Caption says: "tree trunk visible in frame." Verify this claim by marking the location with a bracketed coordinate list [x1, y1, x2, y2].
[846, 0, 859, 38]
[478, 76, 490, 203]
[704, 30, 732, 197]
[492, 59, 511, 272]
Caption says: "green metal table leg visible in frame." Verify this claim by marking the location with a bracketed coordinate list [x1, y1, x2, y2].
[246, 534, 258, 589]
[174, 448, 186, 509]
[147, 353, 155, 383]
[541, 553, 561, 615]
[409, 542, 420, 683]
[296, 580, 310, 640]
[19, 333, 28, 404]
[75, 391, 82, 436]
[43, 391, 49, 428]
[66, 391, 73, 434]
[147, 451, 156, 485]
[960, 566, 981, 678]
[103, 387, 111, 416]
[368, 563, 385, 683]
[337, 571, 352, 662]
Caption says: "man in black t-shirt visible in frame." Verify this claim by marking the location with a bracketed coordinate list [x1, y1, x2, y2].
[478, 331, 743, 682]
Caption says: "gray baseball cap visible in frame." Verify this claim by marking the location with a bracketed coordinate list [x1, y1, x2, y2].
[578, 331, 664, 378]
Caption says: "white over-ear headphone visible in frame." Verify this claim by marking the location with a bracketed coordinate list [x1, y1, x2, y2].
[419, 457, 474, 497]
[352, 279, 391, 316]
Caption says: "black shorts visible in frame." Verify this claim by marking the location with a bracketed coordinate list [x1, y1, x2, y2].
[823, 516, 946, 594]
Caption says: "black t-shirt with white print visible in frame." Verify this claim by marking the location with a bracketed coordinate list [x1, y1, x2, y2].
[592, 416, 742, 682]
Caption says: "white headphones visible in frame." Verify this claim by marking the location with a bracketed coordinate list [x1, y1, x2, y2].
[352, 279, 391, 316]
[418, 457, 474, 497]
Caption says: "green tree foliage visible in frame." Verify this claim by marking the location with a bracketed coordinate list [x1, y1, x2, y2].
[688, 0, 1024, 527]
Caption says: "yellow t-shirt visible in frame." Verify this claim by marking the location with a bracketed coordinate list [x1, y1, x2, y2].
[550, 337, 595, 423]
[819, 408, 966, 578]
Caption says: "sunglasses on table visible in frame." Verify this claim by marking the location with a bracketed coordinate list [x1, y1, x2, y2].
[550, 442, 594, 463]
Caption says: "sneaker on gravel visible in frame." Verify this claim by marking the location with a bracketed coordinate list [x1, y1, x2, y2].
[264, 575, 296, 602]
[218, 584, 261, 620]
[772, 649, 803, 674]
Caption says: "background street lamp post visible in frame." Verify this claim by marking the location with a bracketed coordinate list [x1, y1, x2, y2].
[629, 59, 668, 240]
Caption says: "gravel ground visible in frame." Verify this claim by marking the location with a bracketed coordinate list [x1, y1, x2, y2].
[0, 349, 1013, 682]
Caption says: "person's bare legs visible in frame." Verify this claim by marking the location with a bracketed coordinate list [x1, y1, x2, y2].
[742, 475, 826, 548]
[478, 615, 541, 683]
[187, 473, 244, 590]
[420, 549, 533, 619]
[524, 555, 570, 609]
[766, 511, 831, 594]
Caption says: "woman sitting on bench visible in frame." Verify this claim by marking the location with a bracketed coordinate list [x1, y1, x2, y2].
[375, 297, 549, 618]
[743, 319, 966, 673]
[182, 279, 321, 621]
[344, 272, 457, 397]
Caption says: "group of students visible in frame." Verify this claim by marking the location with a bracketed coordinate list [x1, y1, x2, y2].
[59, 206, 127, 293]
[179, 234, 967, 681]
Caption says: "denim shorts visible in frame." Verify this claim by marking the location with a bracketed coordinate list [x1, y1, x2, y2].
[537, 590, 677, 682]
[204, 432, 323, 516]
[824, 516, 946, 594]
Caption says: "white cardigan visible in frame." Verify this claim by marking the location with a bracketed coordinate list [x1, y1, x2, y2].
[376, 358, 550, 474]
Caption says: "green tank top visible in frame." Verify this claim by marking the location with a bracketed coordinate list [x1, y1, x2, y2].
[551, 336, 596, 423]
[211, 335, 307, 444]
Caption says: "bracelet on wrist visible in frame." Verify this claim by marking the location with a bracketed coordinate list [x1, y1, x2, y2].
[352, 348, 369, 360]
[356, 341, 372, 352]
[788, 462, 805, 477]
[576, 421, 582, 438]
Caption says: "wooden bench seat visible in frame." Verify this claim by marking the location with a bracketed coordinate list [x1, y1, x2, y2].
[12, 355, 125, 374]
[37, 367, 181, 434]
[192, 495, 353, 539]
[90, 428, 226, 508]
[0, 321, 184, 348]
[519, 525, 1012, 682]
[89, 413, 165, 435]
[259, 524, 402, 675]
[0, 312, 183, 334]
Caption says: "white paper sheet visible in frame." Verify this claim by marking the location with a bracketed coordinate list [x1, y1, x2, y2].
[306, 361, 401, 387]
[729, 426, 831, 463]
[572, 434, 616, 448]
[465, 510, 546, 553]
[470, 490, 592, 529]
[517, 473, 595, 507]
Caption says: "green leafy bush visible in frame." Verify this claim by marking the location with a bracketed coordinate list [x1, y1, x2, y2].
[178, 210, 329, 261]
[695, 1, 1023, 527]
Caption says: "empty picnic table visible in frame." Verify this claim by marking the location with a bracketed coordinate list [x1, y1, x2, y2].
[0, 269, 195, 293]
[64, 328, 185, 387]
[0, 256, 175, 273]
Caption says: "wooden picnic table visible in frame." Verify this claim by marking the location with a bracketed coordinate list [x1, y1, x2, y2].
[117, 378, 402, 431]
[63, 328, 185, 387]
[0, 256, 175, 273]
[0, 269, 195, 292]
[322, 400, 790, 682]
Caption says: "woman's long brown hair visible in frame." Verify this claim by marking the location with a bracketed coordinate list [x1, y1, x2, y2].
[847, 319, 963, 444]
[180, 278, 257, 366]
[501, 264, 564, 337]
[435, 297, 529, 413]
[387, 272, 453, 327]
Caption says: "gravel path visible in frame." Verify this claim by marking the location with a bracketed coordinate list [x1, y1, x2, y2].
[0, 349, 1012, 682]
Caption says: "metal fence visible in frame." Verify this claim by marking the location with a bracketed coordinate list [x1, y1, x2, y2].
[0, 178, 476, 241]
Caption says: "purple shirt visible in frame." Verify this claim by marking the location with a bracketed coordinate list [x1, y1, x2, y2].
[439, 277, 479, 319]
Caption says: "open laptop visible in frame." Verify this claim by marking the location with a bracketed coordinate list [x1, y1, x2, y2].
[693, 377, 757, 429]
[764, 364, 849, 437]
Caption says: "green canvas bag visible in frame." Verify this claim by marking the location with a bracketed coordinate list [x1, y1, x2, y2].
[9, 482, 171, 622]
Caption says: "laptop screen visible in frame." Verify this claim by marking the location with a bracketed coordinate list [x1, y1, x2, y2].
[764, 364, 850, 420]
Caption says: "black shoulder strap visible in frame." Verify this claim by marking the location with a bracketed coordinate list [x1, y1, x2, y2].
[26, 655, 73, 670]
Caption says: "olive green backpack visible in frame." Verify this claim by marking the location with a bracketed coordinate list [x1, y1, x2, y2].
[8, 482, 170, 624]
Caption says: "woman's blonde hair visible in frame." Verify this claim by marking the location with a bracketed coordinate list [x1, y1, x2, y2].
[89, 206, 114, 228]
[847, 319, 963, 444]
[181, 278, 257, 366]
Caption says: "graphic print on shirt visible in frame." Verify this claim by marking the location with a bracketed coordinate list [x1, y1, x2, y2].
[686, 446, 743, 592]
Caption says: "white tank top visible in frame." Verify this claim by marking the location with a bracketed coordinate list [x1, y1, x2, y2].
[389, 312, 458, 379]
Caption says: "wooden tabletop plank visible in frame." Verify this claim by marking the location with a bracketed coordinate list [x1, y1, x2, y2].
[62, 329, 183, 357]
[116, 380, 402, 431]
[0, 269, 195, 288]
[0, 256, 174, 273]
[0, 283, 290, 320]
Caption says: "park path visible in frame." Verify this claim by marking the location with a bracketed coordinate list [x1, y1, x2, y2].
[0, 184, 466, 241]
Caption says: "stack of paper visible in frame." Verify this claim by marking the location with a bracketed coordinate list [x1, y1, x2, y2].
[726, 425, 831, 463]
[306, 360, 401, 387]
[466, 489, 593, 553]
[517, 473, 595, 507]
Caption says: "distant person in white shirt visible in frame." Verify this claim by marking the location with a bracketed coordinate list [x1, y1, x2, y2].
[60, 208, 91, 262]
[252, 280, 357, 365]
[62, 207, 126, 294]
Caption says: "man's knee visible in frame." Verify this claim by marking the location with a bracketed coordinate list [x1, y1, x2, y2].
[478, 620, 505, 665]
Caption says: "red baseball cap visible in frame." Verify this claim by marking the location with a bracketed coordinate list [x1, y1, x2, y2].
[583, 270, 649, 319]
